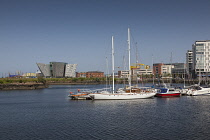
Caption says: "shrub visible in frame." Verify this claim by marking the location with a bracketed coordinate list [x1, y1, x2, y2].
[72, 78, 78, 82]
[37, 77, 46, 84]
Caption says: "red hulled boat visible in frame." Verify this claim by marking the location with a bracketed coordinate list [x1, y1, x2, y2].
[155, 88, 181, 97]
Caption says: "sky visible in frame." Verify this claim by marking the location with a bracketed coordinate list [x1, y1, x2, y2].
[0, 0, 210, 75]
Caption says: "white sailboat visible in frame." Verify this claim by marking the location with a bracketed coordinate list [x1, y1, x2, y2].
[89, 29, 156, 100]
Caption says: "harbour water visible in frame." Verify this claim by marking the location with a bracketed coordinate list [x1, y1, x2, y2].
[0, 84, 210, 140]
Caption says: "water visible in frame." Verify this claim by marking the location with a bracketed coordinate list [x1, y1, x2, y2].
[0, 84, 210, 140]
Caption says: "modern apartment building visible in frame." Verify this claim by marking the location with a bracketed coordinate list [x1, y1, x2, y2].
[190, 40, 210, 77]
[167, 63, 185, 78]
[37, 62, 77, 78]
[153, 63, 185, 78]
[186, 50, 193, 77]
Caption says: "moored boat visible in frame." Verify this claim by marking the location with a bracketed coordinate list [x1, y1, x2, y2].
[68, 92, 91, 100]
[155, 88, 181, 97]
[89, 92, 156, 100]
[187, 85, 210, 96]
[89, 29, 156, 100]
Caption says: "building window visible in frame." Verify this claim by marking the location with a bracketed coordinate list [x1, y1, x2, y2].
[196, 43, 204, 46]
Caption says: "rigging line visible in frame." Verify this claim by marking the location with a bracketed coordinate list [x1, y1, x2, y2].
[130, 29, 139, 49]
[130, 29, 141, 62]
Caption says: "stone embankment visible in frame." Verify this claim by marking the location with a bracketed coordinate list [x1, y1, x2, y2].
[0, 83, 48, 90]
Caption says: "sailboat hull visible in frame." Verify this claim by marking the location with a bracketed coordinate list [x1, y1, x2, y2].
[89, 93, 156, 100]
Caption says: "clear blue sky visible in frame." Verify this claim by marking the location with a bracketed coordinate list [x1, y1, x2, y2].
[0, 0, 210, 75]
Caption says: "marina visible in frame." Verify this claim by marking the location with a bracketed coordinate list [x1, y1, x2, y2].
[1, 1, 210, 139]
[0, 84, 210, 140]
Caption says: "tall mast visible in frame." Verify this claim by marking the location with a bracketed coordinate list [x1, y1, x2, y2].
[198, 55, 202, 86]
[152, 54, 155, 85]
[135, 42, 139, 85]
[183, 62, 186, 88]
[128, 28, 131, 88]
[105, 57, 108, 91]
[112, 36, 115, 94]
[170, 52, 172, 85]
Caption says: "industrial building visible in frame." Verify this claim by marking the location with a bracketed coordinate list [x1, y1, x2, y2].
[37, 62, 77, 78]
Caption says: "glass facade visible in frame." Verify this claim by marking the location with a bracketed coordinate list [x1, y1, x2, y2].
[192, 40, 210, 76]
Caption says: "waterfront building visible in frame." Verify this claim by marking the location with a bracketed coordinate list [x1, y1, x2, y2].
[191, 40, 210, 78]
[76, 71, 104, 78]
[118, 70, 129, 78]
[161, 64, 174, 76]
[37, 63, 51, 77]
[9, 74, 22, 78]
[50, 62, 67, 78]
[153, 63, 185, 78]
[76, 72, 86, 78]
[37, 62, 77, 78]
[118, 66, 152, 80]
[22, 73, 36, 78]
[165, 63, 186, 78]
[86, 71, 104, 78]
[65, 64, 77, 77]
[186, 50, 193, 78]
[153, 63, 163, 77]
[132, 68, 153, 75]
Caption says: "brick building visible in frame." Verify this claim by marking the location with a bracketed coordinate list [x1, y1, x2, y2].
[76, 71, 104, 78]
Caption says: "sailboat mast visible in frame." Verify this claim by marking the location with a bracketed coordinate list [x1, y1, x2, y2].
[128, 28, 131, 88]
[198, 55, 202, 86]
[105, 57, 108, 91]
[112, 36, 115, 94]
[183, 62, 186, 88]
[152, 54, 155, 85]
[135, 42, 139, 85]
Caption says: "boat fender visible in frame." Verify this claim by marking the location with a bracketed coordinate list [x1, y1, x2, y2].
[187, 90, 192, 95]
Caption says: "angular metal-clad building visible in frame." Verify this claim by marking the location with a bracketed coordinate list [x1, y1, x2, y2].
[50, 62, 66, 78]
[36, 63, 51, 77]
[65, 64, 77, 77]
[37, 62, 77, 78]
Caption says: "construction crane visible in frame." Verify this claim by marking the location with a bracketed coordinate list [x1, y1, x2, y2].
[131, 63, 144, 69]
